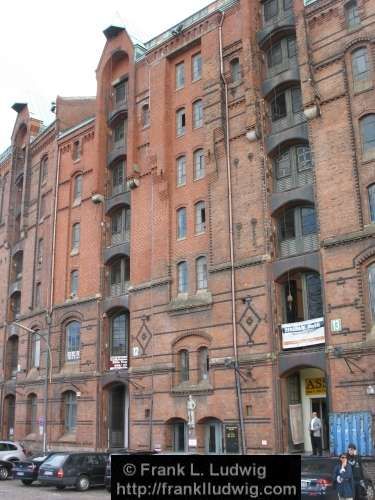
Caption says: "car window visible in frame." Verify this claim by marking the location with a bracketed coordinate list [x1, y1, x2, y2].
[67, 455, 86, 467]
[98, 454, 108, 465]
[8, 444, 17, 451]
[86, 455, 100, 466]
[302, 460, 335, 474]
[33, 455, 48, 462]
[0, 443, 8, 451]
[43, 454, 68, 467]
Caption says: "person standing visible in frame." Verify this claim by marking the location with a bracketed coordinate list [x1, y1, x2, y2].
[347, 444, 362, 499]
[309, 411, 322, 456]
[333, 454, 354, 500]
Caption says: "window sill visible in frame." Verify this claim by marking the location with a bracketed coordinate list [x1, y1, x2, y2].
[73, 158, 81, 164]
[353, 84, 374, 96]
[177, 183, 186, 188]
[58, 432, 77, 443]
[168, 290, 212, 313]
[192, 77, 202, 84]
[177, 236, 187, 241]
[172, 380, 213, 395]
[194, 230, 206, 236]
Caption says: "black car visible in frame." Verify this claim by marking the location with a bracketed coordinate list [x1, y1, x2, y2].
[301, 456, 374, 499]
[38, 452, 108, 491]
[0, 460, 13, 480]
[105, 450, 157, 492]
[13, 452, 58, 485]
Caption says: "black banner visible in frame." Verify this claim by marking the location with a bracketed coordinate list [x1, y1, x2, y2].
[112, 454, 300, 499]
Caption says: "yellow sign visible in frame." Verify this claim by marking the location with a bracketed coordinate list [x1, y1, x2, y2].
[305, 377, 326, 396]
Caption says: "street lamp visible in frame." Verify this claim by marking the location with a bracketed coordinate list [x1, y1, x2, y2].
[12, 321, 52, 454]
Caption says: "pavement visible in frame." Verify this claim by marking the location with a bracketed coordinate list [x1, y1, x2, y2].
[0, 479, 109, 499]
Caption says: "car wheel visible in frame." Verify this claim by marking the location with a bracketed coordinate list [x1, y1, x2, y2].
[21, 479, 33, 486]
[366, 484, 375, 500]
[0, 466, 9, 480]
[76, 475, 90, 491]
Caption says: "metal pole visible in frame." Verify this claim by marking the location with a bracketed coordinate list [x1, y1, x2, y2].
[13, 321, 52, 453]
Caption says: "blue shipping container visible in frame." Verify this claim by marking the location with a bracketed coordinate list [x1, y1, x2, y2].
[329, 411, 373, 456]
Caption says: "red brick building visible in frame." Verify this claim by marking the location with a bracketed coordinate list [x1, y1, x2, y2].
[0, 0, 374, 455]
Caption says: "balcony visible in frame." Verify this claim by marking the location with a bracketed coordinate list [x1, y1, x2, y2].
[266, 113, 308, 154]
[104, 241, 130, 264]
[105, 189, 130, 215]
[102, 289, 129, 313]
[107, 142, 127, 166]
[279, 233, 319, 258]
[9, 279, 22, 296]
[262, 60, 299, 97]
[257, 10, 295, 48]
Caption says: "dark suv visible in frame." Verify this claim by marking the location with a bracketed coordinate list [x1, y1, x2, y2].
[38, 452, 108, 491]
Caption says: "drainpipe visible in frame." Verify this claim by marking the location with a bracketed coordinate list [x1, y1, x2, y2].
[219, 12, 246, 455]
[44, 138, 62, 451]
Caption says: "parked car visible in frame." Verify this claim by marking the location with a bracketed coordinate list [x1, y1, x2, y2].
[301, 456, 374, 499]
[0, 441, 27, 462]
[0, 459, 14, 480]
[13, 452, 58, 485]
[38, 452, 108, 491]
[105, 450, 158, 492]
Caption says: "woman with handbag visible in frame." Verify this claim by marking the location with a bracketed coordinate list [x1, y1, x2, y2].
[333, 454, 355, 500]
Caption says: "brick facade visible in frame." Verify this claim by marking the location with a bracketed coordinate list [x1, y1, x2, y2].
[0, 0, 374, 455]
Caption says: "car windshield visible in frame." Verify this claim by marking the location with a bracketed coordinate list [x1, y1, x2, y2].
[302, 460, 335, 474]
[32, 455, 48, 462]
[42, 454, 68, 467]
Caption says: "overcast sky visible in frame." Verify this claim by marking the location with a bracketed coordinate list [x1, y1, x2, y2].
[0, 0, 211, 152]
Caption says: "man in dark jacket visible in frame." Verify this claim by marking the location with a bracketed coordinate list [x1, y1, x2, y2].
[347, 443, 363, 499]
[333, 454, 355, 499]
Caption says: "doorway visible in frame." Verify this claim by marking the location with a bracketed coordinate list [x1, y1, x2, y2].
[205, 420, 223, 454]
[311, 397, 329, 451]
[108, 384, 128, 448]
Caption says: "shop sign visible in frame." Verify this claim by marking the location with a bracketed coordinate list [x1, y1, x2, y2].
[305, 377, 326, 396]
[110, 355, 128, 370]
[281, 317, 325, 349]
[67, 350, 80, 361]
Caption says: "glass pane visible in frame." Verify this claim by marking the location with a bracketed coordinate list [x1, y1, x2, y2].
[369, 185, 375, 222]
[346, 1, 360, 28]
[301, 207, 317, 235]
[192, 53, 202, 81]
[111, 260, 122, 285]
[280, 208, 296, 240]
[369, 265, 375, 320]
[111, 313, 128, 356]
[264, 0, 278, 21]
[197, 257, 208, 289]
[275, 150, 291, 179]
[177, 157, 186, 186]
[194, 149, 205, 179]
[115, 81, 127, 104]
[296, 145, 312, 171]
[193, 100, 203, 128]
[271, 93, 287, 121]
[287, 36, 297, 58]
[178, 208, 186, 238]
[305, 273, 323, 319]
[176, 63, 185, 89]
[66, 322, 80, 360]
[283, 0, 293, 10]
[267, 42, 282, 68]
[209, 425, 216, 453]
[175, 423, 186, 452]
[362, 115, 375, 152]
[292, 87, 302, 113]
[178, 262, 188, 293]
[352, 48, 369, 81]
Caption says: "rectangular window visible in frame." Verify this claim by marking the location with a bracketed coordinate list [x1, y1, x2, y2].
[291, 87, 303, 113]
[194, 149, 205, 180]
[369, 185, 375, 223]
[32, 334, 41, 369]
[70, 270, 79, 297]
[271, 92, 287, 121]
[346, 0, 360, 29]
[195, 202, 206, 233]
[193, 100, 203, 128]
[72, 141, 80, 161]
[114, 80, 128, 104]
[301, 207, 317, 236]
[176, 62, 185, 89]
[176, 156, 186, 186]
[280, 208, 296, 240]
[296, 145, 312, 171]
[192, 53, 202, 81]
[177, 208, 187, 239]
[276, 151, 291, 179]
[287, 36, 297, 58]
[114, 121, 125, 142]
[267, 42, 282, 68]
[264, 0, 278, 22]
[72, 223, 80, 251]
[112, 162, 124, 195]
[176, 109, 186, 136]
[352, 48, 369, 81]
[73, 175, 82, 202]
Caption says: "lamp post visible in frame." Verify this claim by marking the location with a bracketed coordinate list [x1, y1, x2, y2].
[13, 321, 52, 454]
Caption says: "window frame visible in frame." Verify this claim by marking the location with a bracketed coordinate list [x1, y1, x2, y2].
[73, 174, 83, 203]
[177, 261, 188, 294]
[192, 99, 203, 129]
[176, 62, 185, 90]
[192, 53, 202, 82]
[110, 312, 129, 357]
[368, 184, 375, 223]
[230, 58, 241, 83]
[70, 270, 79, 297]
[71, 223, 80, 252]
[179, 349, 189, 382]
[31, 332, 41, 369]
[195, 201, 206, 234]
[141, 103, 150, 127]
[196, 256, 208, 290]
[193, 149, 205, 180]
[65, 321, 80, 362]
[345, 0, 360, 29]
[360, 114, 375, 154]
[352, 47, 370, 82]
[177, 207, 187, 239]
[41, 156, 48, 183]
[176, 108, 186, 137]
[176, 156, 187, 187]
[63, 391, 77, 433]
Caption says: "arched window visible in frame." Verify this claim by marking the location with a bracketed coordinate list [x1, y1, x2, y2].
[6, 336, 19, 379]
[110, 312, 129, 358]
[71, 223, 80, 252]
[198, 346, 209, 382]
[176, 108, 186, 136]
[177, 261, 188, 294]
[73, 174, 82, 202]
[41, 156, 48, 183]
[111, 161, 125, 195]
[172, 420, 187, 452]
[281, 271, 323, 324]
[111, 207, 130, 245]
[142, 104, 150, 127]
[109, 257, 130, 296]
[63, 391, 77, 432]
[360, 115, 375, 154]
[193, 149, 205, 180]
[195, 201, 206, 234]
[196, 256, 208, 290]
[177, 207, 187, 239]
[31, 331, 41, 369]
[26, 394, 37, 434]
[230, 58, 241, 82]
[192, 53, 202, 81]
[352, 48, 369, 81]
[278, 205, 318, 257]
[179, 350, 189, 382]
[369, 184, 375, 223]
[274, 144, 313, 192]
[192, 100, 203, 128]
[176, 156, 186, 186]
[66, 321, 80, 361]
[368, 264, 375, 321]
[345, 0, 360, 29]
